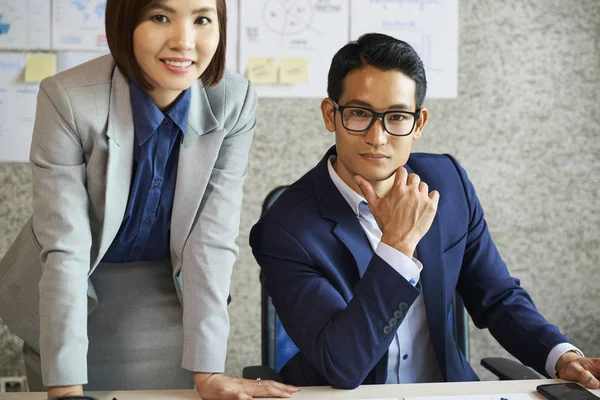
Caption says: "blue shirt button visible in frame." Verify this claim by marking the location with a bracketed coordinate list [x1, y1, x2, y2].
[409, 278, 416, 285]
[134, 245, 143, 251]
[153, 179, 162, 187]
[403, 354, 408, 360]
[143, 217, 152, 224]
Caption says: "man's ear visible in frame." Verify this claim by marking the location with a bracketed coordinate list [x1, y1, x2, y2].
[412, 107, 428, 140]
[321, 98, 336, 132]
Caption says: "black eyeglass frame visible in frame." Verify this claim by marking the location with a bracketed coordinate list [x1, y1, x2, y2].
[332, 101, 421, 137]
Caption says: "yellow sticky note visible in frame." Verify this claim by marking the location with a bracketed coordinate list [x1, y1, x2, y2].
[279, 58, 309, 84]
[247, 57, 278, 84]
[25, 54, 56, 82]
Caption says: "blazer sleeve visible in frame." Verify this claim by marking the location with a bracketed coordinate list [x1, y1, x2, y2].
[449, 154, 569, 376]
[251, 222, 421, 389]
[30, 76, 93, 386]
[180, 78, 258, 373]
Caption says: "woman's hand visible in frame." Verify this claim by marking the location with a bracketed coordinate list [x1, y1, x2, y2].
[47, 384, 84, 399]
[194, 372, 299, 400]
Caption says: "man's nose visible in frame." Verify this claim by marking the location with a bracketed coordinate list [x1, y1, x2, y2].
[364, 117, 388, 146]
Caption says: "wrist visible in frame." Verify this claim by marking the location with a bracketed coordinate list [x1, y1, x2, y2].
[47, 385, 84, 399]
[381, 234, 416, 258]
[556, 350, 583, 378]
[193, 372, 219, 387]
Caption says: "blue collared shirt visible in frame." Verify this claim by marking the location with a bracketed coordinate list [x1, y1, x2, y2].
[102, 81, 191, 262]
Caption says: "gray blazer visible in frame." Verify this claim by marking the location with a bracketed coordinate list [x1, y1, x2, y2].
[0, 55, 257, 386]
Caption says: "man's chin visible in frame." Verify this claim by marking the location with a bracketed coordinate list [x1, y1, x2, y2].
[361, 170, 397, 183]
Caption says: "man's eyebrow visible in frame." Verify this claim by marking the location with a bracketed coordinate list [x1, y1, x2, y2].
[148, 3, 217, 14]
[344, 99, 414, 110]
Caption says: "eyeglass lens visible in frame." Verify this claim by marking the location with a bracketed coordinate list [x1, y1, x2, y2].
[341, 107, 415, 135]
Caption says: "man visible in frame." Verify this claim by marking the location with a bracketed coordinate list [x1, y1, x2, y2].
[250, 33, 600, 389]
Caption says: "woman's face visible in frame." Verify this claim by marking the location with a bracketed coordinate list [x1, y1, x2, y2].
[133, 0, 219, 109]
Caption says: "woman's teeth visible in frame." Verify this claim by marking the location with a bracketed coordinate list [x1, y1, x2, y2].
[163, 60, 192, 68]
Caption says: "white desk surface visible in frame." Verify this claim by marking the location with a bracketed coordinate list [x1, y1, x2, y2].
[1, 379, 599, 399]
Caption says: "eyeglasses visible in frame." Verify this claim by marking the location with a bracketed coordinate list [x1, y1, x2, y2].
[332, 101, 420, 137]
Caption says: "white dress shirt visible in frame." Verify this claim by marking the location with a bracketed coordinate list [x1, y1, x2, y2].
[326, 156, 581, 382]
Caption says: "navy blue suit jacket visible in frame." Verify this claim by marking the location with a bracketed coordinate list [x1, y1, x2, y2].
[250, 146, 568, 389]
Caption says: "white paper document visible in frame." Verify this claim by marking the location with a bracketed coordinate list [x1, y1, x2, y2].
[0, 54, 40, 162]
[405, 393, 540, 400]
[350, 0, 459, 99]
[0, 0, 51, 49]
[240, 0, 350, 98]
[53, 0, 108, 50]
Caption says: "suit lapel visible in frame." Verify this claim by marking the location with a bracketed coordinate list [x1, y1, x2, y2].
[93, 67, 135, 268]
[315, 147, 373, 278]
[170, 82, 220, 258]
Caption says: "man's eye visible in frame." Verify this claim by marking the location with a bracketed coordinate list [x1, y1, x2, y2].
[389, 114, 406, 121]
[196, 16, 212, 25]
[151, 14, 168, 23]
[350, 110, 365, 117]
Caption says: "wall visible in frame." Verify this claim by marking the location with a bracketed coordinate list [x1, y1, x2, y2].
[1, 0, 599, 382]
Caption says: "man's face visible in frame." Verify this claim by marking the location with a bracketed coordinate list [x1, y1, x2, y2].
[321, 65, 428, 191]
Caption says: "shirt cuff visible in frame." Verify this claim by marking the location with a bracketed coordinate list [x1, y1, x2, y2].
[376, 242, 422, 286]
[545, 343, 584, 378]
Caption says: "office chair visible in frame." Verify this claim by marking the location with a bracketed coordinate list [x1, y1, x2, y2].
[243, 186, 541, 383]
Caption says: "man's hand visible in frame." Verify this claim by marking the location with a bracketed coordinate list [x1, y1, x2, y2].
[194, 372, 299, 400]
[355, 168, 439, 258]
[47, 385, 84, 399]
[556, 352, 600, 389]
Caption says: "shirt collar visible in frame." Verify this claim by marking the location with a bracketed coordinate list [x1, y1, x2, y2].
[165, 87, 191, 134]
[327, 155, 368, 217]
[128, 80, 191, 145]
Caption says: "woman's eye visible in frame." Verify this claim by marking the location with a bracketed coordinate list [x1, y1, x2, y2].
[151, 14, 168, 23]
[196, 16, 212, 25]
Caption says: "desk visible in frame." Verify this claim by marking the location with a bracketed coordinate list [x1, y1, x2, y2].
[1, 379, 599, 399]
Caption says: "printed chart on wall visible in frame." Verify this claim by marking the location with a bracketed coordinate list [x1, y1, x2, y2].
[0, 54, 40, 162]
[52, 0, 108, 50]
[0, 0, 51, 49]
[351, 0, 459, 98]
[240, 0, 349, 98]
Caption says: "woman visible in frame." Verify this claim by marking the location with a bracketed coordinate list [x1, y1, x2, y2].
[0, 0, 297, 399]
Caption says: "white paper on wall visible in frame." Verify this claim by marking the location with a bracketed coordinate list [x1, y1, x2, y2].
[0, 0, 51, 50]
[239, 0, 350, 98]
[52, 0, 108, 51]
[350, 0, 459, 99]
[0, 54, 39, 162]
[227, 0, 239, 71]
[57, 51, 109, 73]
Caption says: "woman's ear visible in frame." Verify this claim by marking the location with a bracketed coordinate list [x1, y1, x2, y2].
[321, 98, 336, 132]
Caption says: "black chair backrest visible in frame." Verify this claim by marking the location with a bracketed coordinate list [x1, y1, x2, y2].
[259, 185, 470, 372]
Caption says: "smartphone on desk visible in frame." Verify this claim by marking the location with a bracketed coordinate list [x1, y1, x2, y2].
[537, 382, 599, 400]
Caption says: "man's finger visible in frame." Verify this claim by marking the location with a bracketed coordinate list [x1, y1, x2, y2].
[429, 190, 440, 208]
[393, 167, 408, 187]
[406, 173, 421, 187]
[354, 175, 379, 205]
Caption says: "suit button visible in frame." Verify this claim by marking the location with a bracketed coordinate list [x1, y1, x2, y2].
[383, 325, 392, 335]
[398, 302, 409, 311]
[388, 317, 398, 327]
[394, 310, 404, 319]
